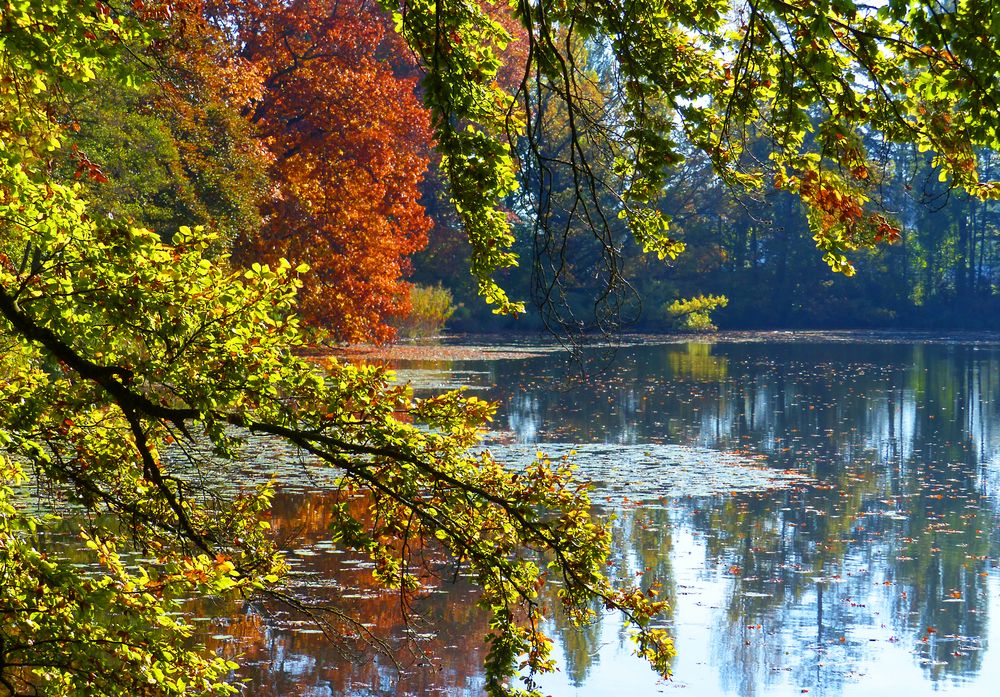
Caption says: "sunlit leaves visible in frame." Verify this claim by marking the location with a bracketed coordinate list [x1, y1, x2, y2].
[2, 4, 672, 696]
[380, 0, 526, 318]
[390, 0, 1000, 305]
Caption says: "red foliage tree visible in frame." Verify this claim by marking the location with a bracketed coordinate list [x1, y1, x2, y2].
[208, 0, 433, 342]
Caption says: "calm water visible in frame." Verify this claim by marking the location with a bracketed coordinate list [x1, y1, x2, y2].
[130, 338, 1000, 695]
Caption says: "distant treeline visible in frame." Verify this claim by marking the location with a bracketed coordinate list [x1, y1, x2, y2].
[412, 139, 1000, 333]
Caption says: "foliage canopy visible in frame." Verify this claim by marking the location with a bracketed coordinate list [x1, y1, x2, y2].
[389, 0, 1000, 324]
[211, 0, 435, 342]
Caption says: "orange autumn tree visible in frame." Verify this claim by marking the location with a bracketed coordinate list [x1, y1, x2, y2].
[208, 0, 433, 342]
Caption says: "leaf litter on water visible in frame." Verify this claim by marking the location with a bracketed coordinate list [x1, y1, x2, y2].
[485, 442, 811, 502]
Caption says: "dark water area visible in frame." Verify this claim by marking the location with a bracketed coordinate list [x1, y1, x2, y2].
[55, 337, 1000, 696]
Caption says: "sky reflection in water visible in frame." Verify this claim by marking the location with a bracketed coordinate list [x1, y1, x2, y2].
[211, 339, 1000, 696]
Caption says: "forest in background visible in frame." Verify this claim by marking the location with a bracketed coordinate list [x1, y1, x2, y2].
[414, 107, 1000, 334]
[65, 0, 1000, 343]
[421, 148, 1000, 334]
[418, 142, 1000, 333]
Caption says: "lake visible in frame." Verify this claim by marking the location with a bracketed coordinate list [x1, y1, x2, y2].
[181, 335, 1000, 696]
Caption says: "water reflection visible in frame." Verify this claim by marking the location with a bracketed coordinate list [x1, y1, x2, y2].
[485, 341, 1000, 696]
[49, 339, 1000, 696]
[184, 491, 491, 696]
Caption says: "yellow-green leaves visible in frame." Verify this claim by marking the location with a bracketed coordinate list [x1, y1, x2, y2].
[384, 0, 1000, 302]
[628, 207, 686, 261]
[380, 0, 525, 317]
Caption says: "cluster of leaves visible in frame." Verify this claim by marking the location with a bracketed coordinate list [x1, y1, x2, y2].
[393, 0, 1000, 323]
[0, 496, 242, 696]
[59, 22, 267, 255]
[0, 2, 673, 695]
[665, 294, 729, 331]
[383, 0, 526, 317]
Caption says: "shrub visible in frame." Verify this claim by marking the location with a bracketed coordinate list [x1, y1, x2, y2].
[395, 283, 459, 338]
[664, 294, 729, 331]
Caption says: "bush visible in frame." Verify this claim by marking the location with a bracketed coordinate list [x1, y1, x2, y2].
[395, 283, 459, 338]
[664, 294, 729, 331]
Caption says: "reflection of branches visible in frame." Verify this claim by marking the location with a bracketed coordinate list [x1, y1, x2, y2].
[265, 589, 401, 673]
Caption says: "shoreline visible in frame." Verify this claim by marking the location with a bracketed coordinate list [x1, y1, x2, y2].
[322, 328, 1000, 362]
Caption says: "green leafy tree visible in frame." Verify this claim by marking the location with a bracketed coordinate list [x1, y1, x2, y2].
[61, 81, 266, 254]
[56, 6, 268, 255]
[665, 294, 730, 331]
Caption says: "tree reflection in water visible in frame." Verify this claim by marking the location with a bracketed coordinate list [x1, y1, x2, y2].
[495, 339, 1000, 696]
[35, 338, 1000, 696]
